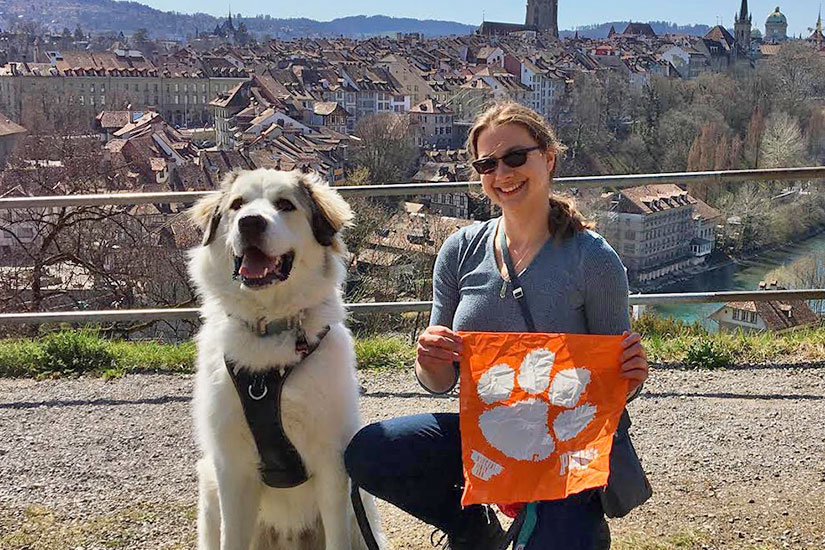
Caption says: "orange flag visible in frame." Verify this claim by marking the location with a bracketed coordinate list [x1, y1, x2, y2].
[458, 332, 628, 506]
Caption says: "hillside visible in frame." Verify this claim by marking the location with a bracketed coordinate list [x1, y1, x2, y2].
[0, 1, 478, 39]
[560, 20, 712, 39]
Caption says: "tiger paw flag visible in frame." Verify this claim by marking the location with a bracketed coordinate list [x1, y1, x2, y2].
[458, 332, 628, 506]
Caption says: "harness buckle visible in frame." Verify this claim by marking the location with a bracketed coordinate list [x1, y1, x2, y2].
[512, 287, 524, 300]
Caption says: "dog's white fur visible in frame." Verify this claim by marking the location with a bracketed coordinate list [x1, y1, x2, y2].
[188, 169, 385, 550]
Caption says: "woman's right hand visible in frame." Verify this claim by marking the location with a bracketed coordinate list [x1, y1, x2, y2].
[417, 325, 463, 373]
[415, 326, 463, 393]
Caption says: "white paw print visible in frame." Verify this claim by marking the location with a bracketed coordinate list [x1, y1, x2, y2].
[477, 348, 597, 463]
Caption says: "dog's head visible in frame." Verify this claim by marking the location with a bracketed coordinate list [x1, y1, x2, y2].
[188, 169, 353, 315]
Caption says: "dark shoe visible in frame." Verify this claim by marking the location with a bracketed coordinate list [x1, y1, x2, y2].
[431, 508, 508, 550]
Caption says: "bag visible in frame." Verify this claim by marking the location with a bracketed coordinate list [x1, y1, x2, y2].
[498, 222, 652, 520]
[599, 409, 652, 518]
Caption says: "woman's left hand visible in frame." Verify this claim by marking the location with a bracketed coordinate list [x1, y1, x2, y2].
[621, 331, 649, 397]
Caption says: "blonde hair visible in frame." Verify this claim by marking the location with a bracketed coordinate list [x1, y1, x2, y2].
[466, 102, 594, 239]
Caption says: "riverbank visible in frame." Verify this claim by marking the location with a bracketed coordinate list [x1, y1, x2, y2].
[632, 224, 825, 295]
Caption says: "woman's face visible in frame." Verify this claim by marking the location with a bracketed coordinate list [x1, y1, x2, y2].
[475, 122, 556, 213]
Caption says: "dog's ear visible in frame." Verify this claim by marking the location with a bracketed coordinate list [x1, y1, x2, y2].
[189, 193, 223, 246]
[297, 172, 353, 247]
[188, 171, 239, 246]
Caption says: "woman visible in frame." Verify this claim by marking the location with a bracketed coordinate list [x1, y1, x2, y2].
[345, 102, 649, 549]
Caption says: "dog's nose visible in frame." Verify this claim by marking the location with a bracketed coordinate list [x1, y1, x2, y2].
[238, 215, 267, 238]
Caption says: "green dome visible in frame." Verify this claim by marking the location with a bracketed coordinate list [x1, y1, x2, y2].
[766, 7, 787, 25]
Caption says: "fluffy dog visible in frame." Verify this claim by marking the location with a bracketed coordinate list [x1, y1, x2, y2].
[188, 169, 385, 550]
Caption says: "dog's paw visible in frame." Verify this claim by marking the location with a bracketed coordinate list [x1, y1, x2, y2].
[477, 348, 596, 462]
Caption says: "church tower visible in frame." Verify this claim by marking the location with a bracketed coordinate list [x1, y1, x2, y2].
[525, 0, 559, 38]
[734, 0, 752, 54]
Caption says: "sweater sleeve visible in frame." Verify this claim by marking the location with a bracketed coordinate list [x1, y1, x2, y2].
[429, 232, 461, 329]
[581, 235, 632, 336]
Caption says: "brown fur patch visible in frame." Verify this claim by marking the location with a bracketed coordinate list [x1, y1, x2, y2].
[188, 171, 240, 246]
[296, 172, 353, 247]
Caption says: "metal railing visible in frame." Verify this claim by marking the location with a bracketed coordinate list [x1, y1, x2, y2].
[2, 167, 824, 210]
[1, 290, 824, 325]
[1, 167, 824, 325]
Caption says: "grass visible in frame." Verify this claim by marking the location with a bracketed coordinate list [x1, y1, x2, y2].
[0, 330, 416, 378]
[0, 321, 823, 378]
[354, 334, 417, 370]
[0, 503, 195, 550]
[643, 326, 825, 365]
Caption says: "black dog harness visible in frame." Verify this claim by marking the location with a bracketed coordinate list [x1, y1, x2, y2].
[224, 322, 330, 488]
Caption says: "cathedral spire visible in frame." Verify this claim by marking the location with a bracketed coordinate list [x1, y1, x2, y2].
[738, 0, 749, 21]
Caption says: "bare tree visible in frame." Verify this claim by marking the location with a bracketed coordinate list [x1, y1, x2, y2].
[0, 134, 197, 338]
[764, 251, 825, 316]
[353, 113, 418, 186]
[759, 111, 806, 169]
[759, 43, 825, 119]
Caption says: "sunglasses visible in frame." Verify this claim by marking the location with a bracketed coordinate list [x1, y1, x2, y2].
[471, 146, 542, 175]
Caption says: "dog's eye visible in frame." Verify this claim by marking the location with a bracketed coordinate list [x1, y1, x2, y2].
[275, 198, 295, 212]
[229, 197, 244, 211]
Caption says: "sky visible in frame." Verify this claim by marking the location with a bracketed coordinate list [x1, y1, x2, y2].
[140, 0, 824, 38]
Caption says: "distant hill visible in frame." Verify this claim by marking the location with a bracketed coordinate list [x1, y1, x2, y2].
[560, 21, 712, 39]
[0, 1, 477, 39]
[0, 1, 710, 42]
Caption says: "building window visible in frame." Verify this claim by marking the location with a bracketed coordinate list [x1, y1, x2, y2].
[625, 230, 636, 240]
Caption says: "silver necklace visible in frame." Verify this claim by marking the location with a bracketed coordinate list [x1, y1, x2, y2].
[498, 235, 543, 299]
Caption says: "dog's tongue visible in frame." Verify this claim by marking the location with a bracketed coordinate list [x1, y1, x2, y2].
[240, 248, 277, 279]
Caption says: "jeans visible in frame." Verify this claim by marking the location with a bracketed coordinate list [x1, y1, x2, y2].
[345, 412, 609, 549]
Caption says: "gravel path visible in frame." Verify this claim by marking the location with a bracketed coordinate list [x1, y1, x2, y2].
[1, 364, 824, 549]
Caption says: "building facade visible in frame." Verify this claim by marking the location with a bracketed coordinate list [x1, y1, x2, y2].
[765, 7, 789, 43]
[409, 99, 454, 149]
[0, 51, 249, 130]
[600, 184, 707, 284]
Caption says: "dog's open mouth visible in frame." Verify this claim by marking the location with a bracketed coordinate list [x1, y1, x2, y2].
[234, 247, 295, 287]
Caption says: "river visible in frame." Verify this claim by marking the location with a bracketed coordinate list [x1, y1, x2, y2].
[651, 232, 825, 330]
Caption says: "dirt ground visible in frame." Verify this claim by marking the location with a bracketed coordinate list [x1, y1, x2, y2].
[0, 363, 823, 549]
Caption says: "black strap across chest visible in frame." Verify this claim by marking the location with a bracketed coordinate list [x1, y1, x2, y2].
[499, 221, 537, 332]
[224, 325, 330, 488]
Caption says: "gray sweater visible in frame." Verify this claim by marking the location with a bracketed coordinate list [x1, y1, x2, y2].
[430, 219, 631, 335]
